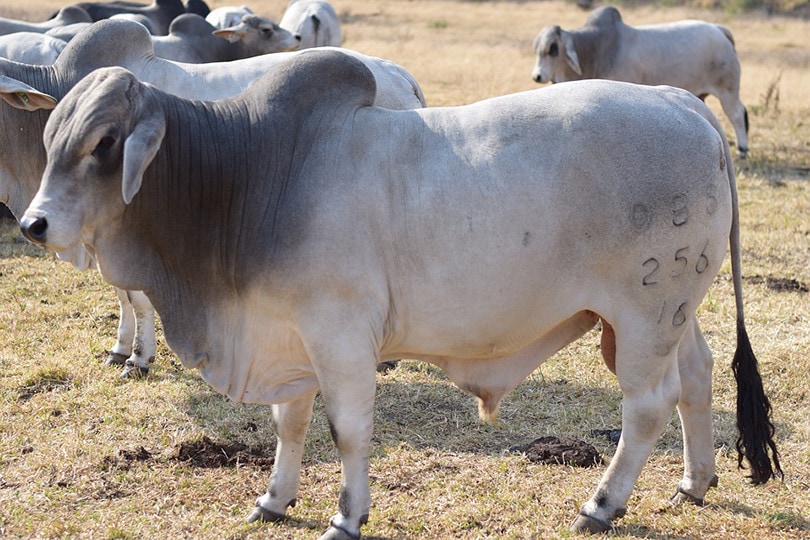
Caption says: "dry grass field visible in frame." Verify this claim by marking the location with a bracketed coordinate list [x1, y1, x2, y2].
[1, 1, 809, 538]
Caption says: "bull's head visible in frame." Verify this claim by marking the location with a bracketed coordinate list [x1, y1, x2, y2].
[531, 25, 582, 84]
[21, 67, 165, 252]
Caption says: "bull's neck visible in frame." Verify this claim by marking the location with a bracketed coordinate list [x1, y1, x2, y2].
[121, 94, 295, 297]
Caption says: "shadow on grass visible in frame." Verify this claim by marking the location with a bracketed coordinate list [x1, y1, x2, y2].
[173, 361, 790, 540]
[737, 153, 810, 184]
[178, 361, 745, 462]
[714, 500, 810, 533]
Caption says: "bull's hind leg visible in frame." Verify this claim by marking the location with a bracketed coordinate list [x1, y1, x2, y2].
[718, 92, 748, 158]
[572, 325, 682, 533]
[248, 391, 317, 523]
[672, 315, 718, 505]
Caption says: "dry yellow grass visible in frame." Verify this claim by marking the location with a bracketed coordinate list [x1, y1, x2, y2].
[1, 1, 809, 539]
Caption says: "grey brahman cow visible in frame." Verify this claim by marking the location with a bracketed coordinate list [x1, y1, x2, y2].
[21, 51, 780, 538]
[210, 14, 302, 58]
[0, 19, 424, 378]
[532, 6, 749, 158]
[0, 6, 91, 36]
[60, 0, 208, 35]
[153, 14, 300, 63]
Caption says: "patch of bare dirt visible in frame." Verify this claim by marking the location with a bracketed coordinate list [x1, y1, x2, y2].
[509, 436, 604, 467]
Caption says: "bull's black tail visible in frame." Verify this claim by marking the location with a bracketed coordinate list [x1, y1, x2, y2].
[725, 117, 782, 484]
[731, 320, 783, 484]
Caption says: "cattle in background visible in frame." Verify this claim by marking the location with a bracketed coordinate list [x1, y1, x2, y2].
[0, 19, 424, 378]
[21, 52, 780, 538]
[0, 32, 67, 65]
[109, 12, 159, 34]
[205, 4, 253, 29]
[532, 6, 749, 158]
[59, 0, 208, 35]
[210, 14, 302, 59]
[154, 14, 300, 63]
[0, 6, 91, 35]
[280, 0, 341, 48]
[45, 22, 93, 42]
[183, 0, 210, 18]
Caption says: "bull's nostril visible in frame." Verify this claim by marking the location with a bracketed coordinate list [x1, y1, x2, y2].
[21, 216, 48, 243]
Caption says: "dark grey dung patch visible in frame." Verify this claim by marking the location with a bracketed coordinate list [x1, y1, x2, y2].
[169, 435, 275, 469]
[510, 436, 604, 467]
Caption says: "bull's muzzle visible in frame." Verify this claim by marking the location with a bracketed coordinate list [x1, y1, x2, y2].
[20, 215, 49, 244]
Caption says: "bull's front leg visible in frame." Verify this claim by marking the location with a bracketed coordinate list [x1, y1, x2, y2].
[247, 391, 317, 523]
[317, 362, 377, 540]
[119, 290, 156, 378]
[572, 338, 682, 533]
[106, 287, 137, 367]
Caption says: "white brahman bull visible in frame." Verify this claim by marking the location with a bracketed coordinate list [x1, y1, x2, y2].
[532, 6, 749, 158]
[205, 4, 253, 29]
[279, 0, 341, 48]
[0, 19, 424, 378]
[21, 52, 780, 538]
[0, 32, 67, 65]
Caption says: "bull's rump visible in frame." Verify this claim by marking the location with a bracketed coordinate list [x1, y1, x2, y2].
[333, 80, 733, 358]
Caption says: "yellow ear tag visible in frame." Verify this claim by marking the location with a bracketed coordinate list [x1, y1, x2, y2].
[17, 91, 30, 104]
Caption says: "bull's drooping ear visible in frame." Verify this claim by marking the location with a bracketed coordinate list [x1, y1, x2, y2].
[0, 75, 57, 111]
[561, 32, 582, 76]
[122, 112, 166, 204]
[212, 27, 241, 43]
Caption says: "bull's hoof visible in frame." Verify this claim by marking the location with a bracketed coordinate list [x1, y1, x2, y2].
[376, 360, 399, 373]
[245, 504, 286, 524]
[320, 521, 361, 540]
[120, 361, 148, 379]
[671, 474, 719, 506]
[671, 488, 704, 506]
[105, 352, 130, 366]
[570, 512, 611, 534]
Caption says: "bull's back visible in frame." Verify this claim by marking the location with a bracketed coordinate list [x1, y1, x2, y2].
[615, 22, 739, 89]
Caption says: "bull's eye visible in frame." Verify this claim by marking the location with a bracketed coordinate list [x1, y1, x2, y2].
[261, 27, 273, 36]
[548, 43, 558, 57]
[92, 135, 116, 158]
